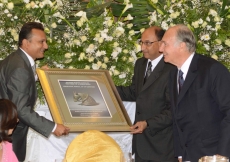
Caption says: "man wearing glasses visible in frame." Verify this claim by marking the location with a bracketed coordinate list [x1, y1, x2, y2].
[117, 26, 177, 162]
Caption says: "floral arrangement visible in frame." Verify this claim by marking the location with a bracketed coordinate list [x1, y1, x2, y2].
[0, 0, 141, 102]
[148, 0, 230, 68]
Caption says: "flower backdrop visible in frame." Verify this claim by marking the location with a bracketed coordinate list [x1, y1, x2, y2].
[0, 0, 230, 102]
[0, 0, 141, 102]
[148, 0, 230, 68]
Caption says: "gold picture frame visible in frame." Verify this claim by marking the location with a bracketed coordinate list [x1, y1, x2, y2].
[36, 69, 132, 132]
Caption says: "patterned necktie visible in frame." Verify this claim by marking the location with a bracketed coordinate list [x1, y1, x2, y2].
[144, 62, 152, 84]
[178, 70, 184, 93]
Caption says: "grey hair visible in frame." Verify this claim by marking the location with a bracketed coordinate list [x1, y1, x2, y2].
[175, 24, 196, 53]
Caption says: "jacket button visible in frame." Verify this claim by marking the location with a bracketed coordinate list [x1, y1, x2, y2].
[137, 112, 141, 115]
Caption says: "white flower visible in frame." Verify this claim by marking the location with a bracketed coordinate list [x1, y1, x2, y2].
[76, 20, 83, 27]
[7, 2, 14, 10]
[86, 44, 96, 53]
[201, 34, 210, 41]
[84, 65, 90, 69]
[114, 27, 125, 37]
[88, 57, 94, 62]
[124, 14, 133, 21]
[104, 57, 109, 63]
[4, 9, 9, 13]
[128, 57, 134, 63]
[112, 51, 119, 59]
[161, 21, 169, 30]
[98, 37, 104, 43]
[209, 9, 218, 16]
[79, 52, 85, 60]
[211, 54, 218, 60]
[113, 70, 120, 76]
[73, 39, 81, 46]
[119, 73, 126, 79]
[65, 53, 71, 59]
[201, 21, 207, 28]
[192, 21, 199, 28]
[123, 49, 128, 54]
[51, 22, 57, 28]
[169, 12, 180, 19]
[129, 30, 135, 36]
[92, 63, 99, 70]
[225, 39, 230, 47]
[127, 23, 133, 29]
[65, 59, 72, 63]
[198, 18, 203, 24]
[204, 44, 210, 51]
[80, 36, 87, 42]
[101, 63, 107, 69]
[53, 12, 64, 19]
[140, 28, 145, 33]
[215, 39, 221, 45]
[113, 42, 119, 48]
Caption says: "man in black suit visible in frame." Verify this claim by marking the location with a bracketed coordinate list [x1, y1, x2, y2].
[117, 26, 176, 162]
[0, 22, 70, 161]
[159, 24, 230, 161]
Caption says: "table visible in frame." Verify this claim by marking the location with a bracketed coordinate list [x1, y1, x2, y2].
[24, 102, 136, 162]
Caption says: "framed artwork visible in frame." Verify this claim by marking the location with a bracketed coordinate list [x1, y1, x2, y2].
[36, 69, 132, 132]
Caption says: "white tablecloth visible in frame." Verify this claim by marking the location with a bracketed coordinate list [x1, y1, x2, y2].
[24, 102, 136, 162]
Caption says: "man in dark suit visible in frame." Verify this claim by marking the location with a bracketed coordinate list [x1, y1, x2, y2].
[117, 26, 177, 162]
[0, 22, 70, 161]
[159, 24, 230, 161]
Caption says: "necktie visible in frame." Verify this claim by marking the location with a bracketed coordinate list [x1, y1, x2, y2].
[144, 62, 152, 84]
[32, 64, 36, 76]
[178, 70, 184, 93]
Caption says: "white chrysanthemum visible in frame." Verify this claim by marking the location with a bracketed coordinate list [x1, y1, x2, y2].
[169, 12, 180, 19]
[204, 44, 210, 51]
[23, 0, 30, 3]
[25, 3, 30, 8]
[127, 23, 133, 29]
[79, 52, 85, 60]
[211, 54, 218, 60]
[122, 56, 127, 61]
[128, 57, 134, 63]
[86, 44, 96, 53]
[104, 57, 109, 63]
[201, 21, 207, 28]
[161, 21, 169, 30]
[112, 51, 119, 59]
[7, 2, 14, 10]
[77, 20, 83, 27]
[134, 43, 141, 53]
[14, 16, 18, 19]
[84, 65, 90, 69]
[113, 70, 120, 76]
[198, 18, 203, 24]
[63, 33, 70, 39]
[98, 37, 104, 43]
[30, 1, 36, 8]
[123, 49, 128, 54]
[65, 53, 71, 59]
[225, 39, 230, 47]
[201, 34, 210, 41]
[92, 63, 99, 70]
[73, 39, 81, 46]
[209, 9, 218, 16]
[114, 27, 125, 37]
[214, 16, 221, 22]
[68, 66, 74, 69]
[140, 28, 145, 33]
[113, 42, 119, 48]
[51, 22, 57, 28]
[65, 59, 72, 63]
[215, 39, 222, 45]
[7, 13, 12, 17]
[96, 51, 102, 57]
[80, 36, 87, 42]
[0, 29, 4, 35]
[206, 16, 210, 22]
[97, 61, 102, 67]
[149, 11, 157, 24]
[192, 21, 199, 28]
[39, 2, 45, 8]
[119, 73, 126, 79]
[129, 30, 135, 36]
[4, 9, 9, 14]
[88, 57, 94, 62]
[44, 27, 50, 34]
[101, 63, 107, 69]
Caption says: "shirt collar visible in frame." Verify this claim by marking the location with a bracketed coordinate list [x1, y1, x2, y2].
[19, 47, 35, 67]
[179, 52, 195, 79]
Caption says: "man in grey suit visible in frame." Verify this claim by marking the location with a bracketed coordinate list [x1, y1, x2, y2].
[0, 22, 70, 161]
[159, 24, 230, 161]
[117, 26, 177, 162]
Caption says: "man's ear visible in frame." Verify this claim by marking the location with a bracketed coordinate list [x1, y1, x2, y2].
[21, 39, 29, 49]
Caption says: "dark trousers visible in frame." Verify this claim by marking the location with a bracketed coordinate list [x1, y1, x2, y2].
[135, 152, 178, 162]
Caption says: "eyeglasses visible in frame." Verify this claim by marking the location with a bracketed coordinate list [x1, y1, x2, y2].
[138, 40, 159, 46]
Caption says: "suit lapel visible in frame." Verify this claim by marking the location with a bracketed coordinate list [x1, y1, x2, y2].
[177, 54, 199, 104]
[141, 58, 164, 91]
[18, 49, 37, 104]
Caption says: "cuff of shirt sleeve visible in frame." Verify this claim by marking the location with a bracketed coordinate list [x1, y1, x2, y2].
[52, 123, 57, 132]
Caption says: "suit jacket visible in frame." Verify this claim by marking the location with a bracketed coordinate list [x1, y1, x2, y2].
[117, 57, 176, 161]
[0, 49, 55, 161]
[170, 54, 230, 161]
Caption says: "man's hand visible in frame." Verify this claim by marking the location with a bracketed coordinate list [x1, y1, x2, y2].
[41, 65, 49, 70]
[130, 121, 147, 134]
[53, 124, 70, 137]
[178, 157, 182, 162]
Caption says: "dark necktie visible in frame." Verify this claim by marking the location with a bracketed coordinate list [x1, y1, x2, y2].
[32, 64, 36, 76]
[178, 70, 184, 93]
[144, 62, 152, 84]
